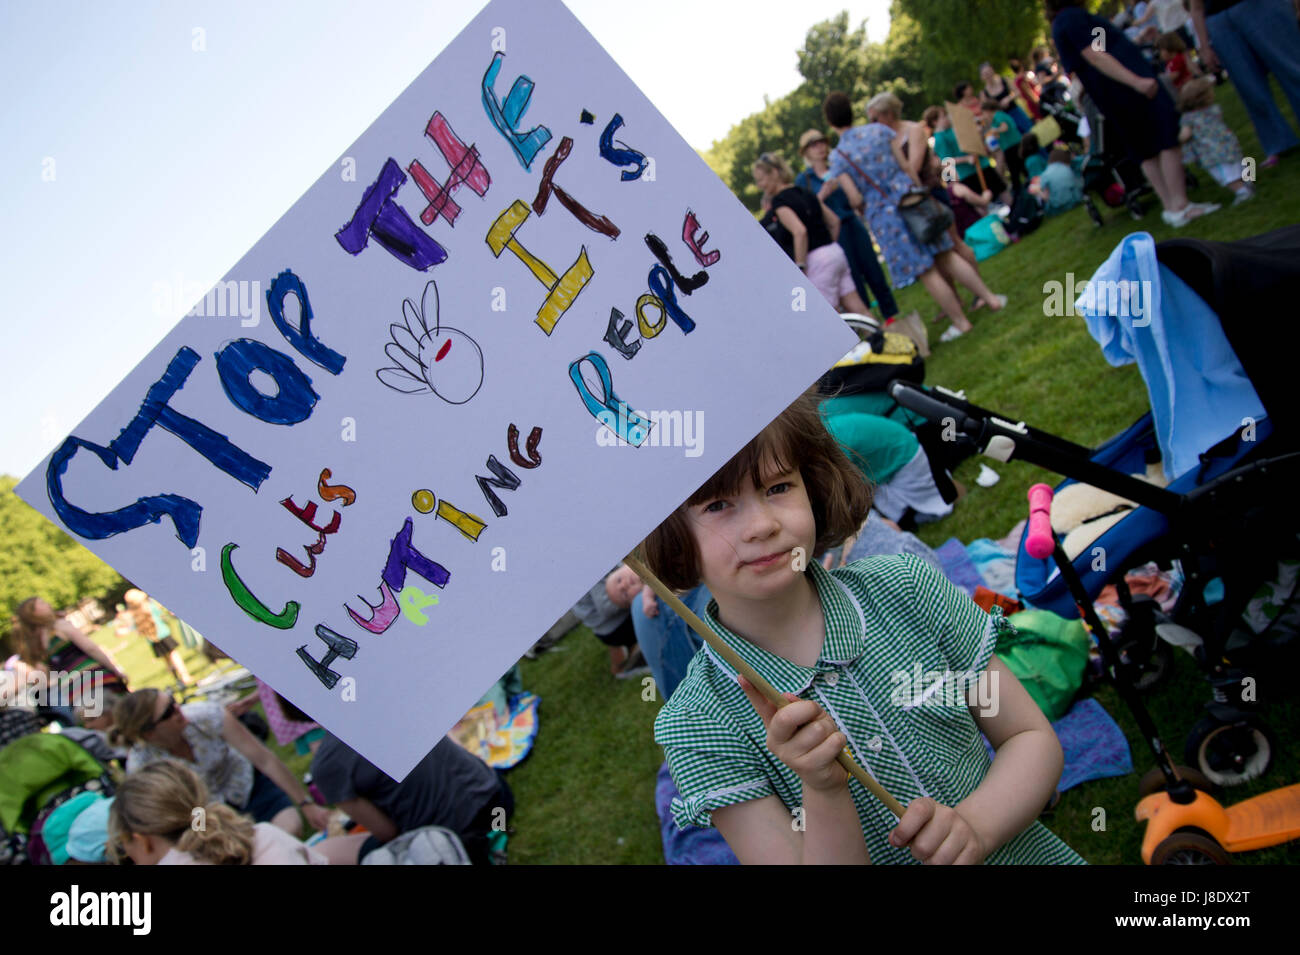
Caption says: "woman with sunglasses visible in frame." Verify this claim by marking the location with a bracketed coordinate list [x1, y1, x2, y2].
[112, 688, 332, 837]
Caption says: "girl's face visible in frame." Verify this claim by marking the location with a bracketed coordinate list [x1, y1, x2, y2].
[752, 164, 777, 196]
[686, 466, 817, 611]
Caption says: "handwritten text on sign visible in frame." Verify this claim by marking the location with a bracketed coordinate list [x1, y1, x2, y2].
[19, 0, 853, 778]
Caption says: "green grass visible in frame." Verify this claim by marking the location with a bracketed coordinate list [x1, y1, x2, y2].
[494, 79, 1300, 865]
[92, 81, 1300, 866]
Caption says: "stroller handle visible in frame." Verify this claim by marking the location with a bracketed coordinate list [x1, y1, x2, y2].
[889, 381, 971, 433]
[1026, 483, 1055, 559]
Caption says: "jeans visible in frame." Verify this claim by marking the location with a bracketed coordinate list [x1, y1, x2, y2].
[630, 585, 709, 701]
[837, 215, 899, 319]
[1208, 0, 1300, 156]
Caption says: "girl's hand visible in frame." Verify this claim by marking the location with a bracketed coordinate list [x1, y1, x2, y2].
[738, 676, 847, 793]
[889, 797, 986, 864]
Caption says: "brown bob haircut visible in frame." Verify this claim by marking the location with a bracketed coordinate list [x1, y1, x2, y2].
[639, 388, 873, 592]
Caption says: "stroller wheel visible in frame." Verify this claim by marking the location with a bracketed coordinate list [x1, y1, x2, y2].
[1185, 714, 1276, 787]
[1137, 764, 1220, 799]
[1115, 635, 1173, 692]
[1151, 828, 1231, 866]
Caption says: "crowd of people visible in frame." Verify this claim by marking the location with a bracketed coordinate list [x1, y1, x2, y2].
[5, 0, 1298, 869]
[745, 0, 1298, 346]
[2, 597, 514, 866]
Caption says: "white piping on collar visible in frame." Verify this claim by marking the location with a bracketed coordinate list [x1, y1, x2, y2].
[702, 632, 816, 696]
[826, 572, 869, 663]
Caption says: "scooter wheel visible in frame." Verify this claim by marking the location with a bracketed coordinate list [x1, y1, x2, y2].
[1137, 764, 1220, 799]
[1151, 828, 1231, 865]
[1185, 714, 1276, 787]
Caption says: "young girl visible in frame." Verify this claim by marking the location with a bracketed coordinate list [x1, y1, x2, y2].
[646, 390, 1084, 864]
[1177, 78, 1254, 204]
[107, 760, 352, 865]
[1156, 32, 1196, 90]
[121, 589, 193, 687]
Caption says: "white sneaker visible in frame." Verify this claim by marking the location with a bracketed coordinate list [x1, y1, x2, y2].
[939, 325, 965, 343]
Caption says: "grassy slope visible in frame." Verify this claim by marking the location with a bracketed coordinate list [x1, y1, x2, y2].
[98, 82, 1300, 865]
[501, 79, 1300, 865]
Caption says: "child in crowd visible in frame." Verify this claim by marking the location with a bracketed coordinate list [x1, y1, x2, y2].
[1156, 32, 1196, 90]
[983, 100, 1025, 194]
[1037, 148, 1085, 214]
[1177, 78, 1254, 204]
[121, 590, 192, 687]
[108, 761, 334, 865]
[1019, 134, 1049, 179]
[647, 389, 1084, 864]
[573, 566, 651, 678]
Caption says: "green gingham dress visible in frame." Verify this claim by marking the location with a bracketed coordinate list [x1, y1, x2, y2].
[654, 555, 1086, 864]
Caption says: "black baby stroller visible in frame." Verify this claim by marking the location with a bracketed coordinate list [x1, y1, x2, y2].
[890, 226, 1300, 787]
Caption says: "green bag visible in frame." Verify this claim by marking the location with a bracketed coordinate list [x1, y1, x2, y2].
[994, 609, 1090, 721]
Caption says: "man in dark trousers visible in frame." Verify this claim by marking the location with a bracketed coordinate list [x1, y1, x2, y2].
[311, 733, 512, 864]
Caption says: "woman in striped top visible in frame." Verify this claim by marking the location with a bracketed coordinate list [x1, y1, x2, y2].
[644, 390, 1084, 864]
[10, 596, 129, 707]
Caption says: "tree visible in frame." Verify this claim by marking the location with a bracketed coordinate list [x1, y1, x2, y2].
[0, 475, 125, 625]
[704, 12, 889, 207]
[895, 0, 1047, 101]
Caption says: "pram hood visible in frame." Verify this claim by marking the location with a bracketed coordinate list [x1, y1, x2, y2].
[1073, 231, 1265, 481]
[1157, 224, 1300, 444]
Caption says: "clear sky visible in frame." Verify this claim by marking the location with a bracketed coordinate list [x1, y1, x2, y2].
[0, 0, 890, 480]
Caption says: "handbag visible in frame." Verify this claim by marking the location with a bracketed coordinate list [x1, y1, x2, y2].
[836, 147, 953, 246]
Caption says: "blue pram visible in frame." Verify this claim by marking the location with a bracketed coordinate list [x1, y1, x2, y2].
[891, 226, 1300, 787]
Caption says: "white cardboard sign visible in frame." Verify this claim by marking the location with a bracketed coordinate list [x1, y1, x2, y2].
[17, 0, 855, 779]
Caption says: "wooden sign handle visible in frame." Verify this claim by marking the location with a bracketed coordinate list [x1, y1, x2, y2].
[623, 554, 906, 819]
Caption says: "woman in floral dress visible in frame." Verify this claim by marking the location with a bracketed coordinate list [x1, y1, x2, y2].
[820, 92, 1006, 342]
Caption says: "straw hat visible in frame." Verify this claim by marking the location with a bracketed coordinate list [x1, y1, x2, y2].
[798, 129, 828, 154]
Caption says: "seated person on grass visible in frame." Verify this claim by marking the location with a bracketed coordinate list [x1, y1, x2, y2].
[1037, 148, 1085, 214]
[573, 567, 650, 678]
[310, 733, 513, 865]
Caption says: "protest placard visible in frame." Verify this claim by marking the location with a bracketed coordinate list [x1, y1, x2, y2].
[16, 0, 856, 778]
